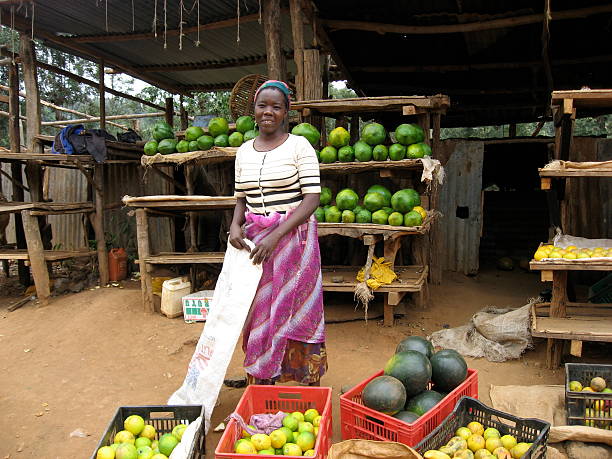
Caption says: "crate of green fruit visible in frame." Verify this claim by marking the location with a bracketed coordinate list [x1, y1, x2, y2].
[565, 363, 612, 429]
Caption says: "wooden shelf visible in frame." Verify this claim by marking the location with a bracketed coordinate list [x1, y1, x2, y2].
[292, 95, 450, 115]
[322, 265, 428, 293]
[530, 260, 612, 271]
[531, 310, 612, 343]
[0, 201, 94, 214]
[320, 158, 424, 174]
[122, 195, 236, 211]
[317, 213, 436, 238]
[552, 89, 612, 110]
[141, 147, 237, 166]
[143, 252, 225, 264]
[539, 161, 612, 190]
[0, 249, 96, 261]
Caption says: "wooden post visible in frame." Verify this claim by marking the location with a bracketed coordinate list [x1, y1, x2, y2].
[8, 59, 29, 285]
[289, 0, 305, 100]
[263, 0, 286, 80]
[430, 112, 443, 285]
[98, 59, 106, 130]
[350, 116, 360, 144]
[509, 123, 517, 137]
[185, 165, 198, 252]
[165, 97, 174, 127]
[546, 270, 568, 368]
[21, 210, 50, 305]
[93, 165, 109, 285]
[179, 95, 188, 130]
[135, 209, 155, 313]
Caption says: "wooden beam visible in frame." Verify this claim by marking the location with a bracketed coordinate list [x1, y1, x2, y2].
[93, 165, 109, 286]
[263, 0, 286, 81]
[98, 59, 105, 130]
[69, 13, 261, 43]
[290, 0, 306, 100]
[21, 210, 50, 305]
[0, 47, 166, 111]
[135, 209, 155, 313]
[41, 112, 166, 126]
[322, 4, 612, 35]
[135, 55, 270, 73]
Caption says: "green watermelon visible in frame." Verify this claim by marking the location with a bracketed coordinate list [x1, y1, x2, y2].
[336, 189, 359, 211]
[143, 140, 158, 156]
[384, 350, 432, 397]
[430, 349, 468, 392]
[176, 140, 190, 153]
[236, 115, 255, 134]
[405, 390, 444, 416]
[188, 140, 199, 151]
[243, 129, 259, 142]
[185, 126, 205, 141]
[208, 117, 229, 137]
[395, 124, 424, 146]
[361, 123, 387, 146]
[366, 185, 392, 207]
[393, 411, 420, 424]
[396, 336, 434, 359]
[391, 189, 421, 213]
[291, 123, 321, 147]
[196, 135, 214, 151]
[214, 134, 230, 147]
[152, 121, 174, 142]
[372, 144, 388, 161]
[157, 139, 177, 155]
[362, 375, 406, 416]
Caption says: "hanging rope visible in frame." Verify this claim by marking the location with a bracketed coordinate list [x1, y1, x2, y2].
[105, 0, 108, 31]
[195, 0, 201, 46]
[258, 0, 262, 24]
[31, 1, 35, 39]
[152, 0, 157, 37]
[10, 6, 15, 59]
[354, 244, 376, 322]
[236, 0, 240, 43]
[163, 0, 168, 49]
[131, 0, 135, 31]
[179, 0, 184, 50]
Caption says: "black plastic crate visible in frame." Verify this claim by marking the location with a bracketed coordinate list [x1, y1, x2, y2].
[565, 363, 612, 428]
[415, 397, 550, 459]
[91, 405, 205, 459]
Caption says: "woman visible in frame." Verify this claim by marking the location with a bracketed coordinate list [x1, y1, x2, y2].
[229, 80, 327, 386]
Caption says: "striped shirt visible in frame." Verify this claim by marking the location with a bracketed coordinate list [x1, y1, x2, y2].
[234, 134, 321, 214]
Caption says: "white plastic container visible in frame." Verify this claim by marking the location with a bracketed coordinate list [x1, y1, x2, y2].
[161, 277, 191, 318]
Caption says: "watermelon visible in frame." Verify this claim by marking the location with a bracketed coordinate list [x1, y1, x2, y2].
[157, 139, 177, 155]
[430, 349, 468, 392]
[185, 126, 204, 141]
[143, 140, 158, 156]
[362, 376, 406, 416]
[396, 336, 434, 359]
[152, 121, 174, 142]
[405, 390, 444, 416]
[384, 350, 432, 397]
[392, 411, 420, 424]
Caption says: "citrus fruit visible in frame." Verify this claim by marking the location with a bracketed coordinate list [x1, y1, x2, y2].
[328, 127, 350, 148]
[324, 206, 341, 223]
[185, 126, 205, 141]
[171, 424, 187, 441]
[236, 115, 255, 133]
[391, 189, 421, 213]
[304, 409, 319, 423]
[314, 426, 319, 436]
[196, 135, 214, 151]
[320, 187, 332, 206]
[282, 443, 302, 456]
[311, 415, 322, 427]
[354, 140, 373, 161]
[314, 207, 325, 222]
[483, 428, 500, 440]
[235, 440, 257, 454]
[97, 446, 116, 459]
[367, 185, 392, 206]
[356, 209, 372, 223]
[372, 209, 389, 225]
[485, 436, 503, 452]
[135, 437, 152, 448]
[291, 412, 305, 423]
[533, 250, 548, 261]
[563, 252, 577, 260]
[548, 250, 562, 258]
[582, 387, 595, 392]
[150, 454, 168, 459]
[372, 144, 388, 161]
[407, 142, 431, 159]
[395, 124, 424, 146]
[291, 123, 321, 147]
[336, 188, 359, 210]
[456, 426, 472, 440]
[500, 434, 517, 450]
[208, 117, 229, 137]
[275, 448, 284, 455]
[258, 449, 275, 455]
[136, 445, 154, 459]
[388, 212, 404, 226]
[591, 377, 607, 391]
[143, 140, 158, 156]
[214, 134, 229, 147]
[282, 414, 299, 432]
[389, 143, 406, 160]
[269, 429, 287, 449]
[158, 433, 179, 456]
[110, 444, 121, 452]
[467, 434, 485, 452]
[492, 446, 512, 458]
[304, 450, 316, 456]
[251, 433, 272, 451]
[338, 145, 355, 162]
[510, 443, 531, 459]
[228, 131, 244, 147]
[116, 443, 138, 459]
[279, 426, 294, 443]
[361, 123, 387, 145]
[404, 211, 423, 227]
[244, 129, 259, 141]
[363, 192, 386, 212]
[242, 425, 255, 438]
[467, 422, 485, 436]
[320, 146, 338, 163]
[474, 449, 492, 459]
[150, 440, 158, 452]
[298, 421, 314, 434]
[296, 431, 316, 451]
[115, 430, 136, 444]
[342, 210, 355, 223]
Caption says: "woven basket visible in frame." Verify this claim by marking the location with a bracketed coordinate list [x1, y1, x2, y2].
[229, 74, 298, 120]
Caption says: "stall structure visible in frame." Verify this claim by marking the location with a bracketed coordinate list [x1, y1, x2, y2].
[530, 89, 612, 368]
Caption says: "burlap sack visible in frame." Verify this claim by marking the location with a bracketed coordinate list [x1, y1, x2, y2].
[327, 440, 423, 459]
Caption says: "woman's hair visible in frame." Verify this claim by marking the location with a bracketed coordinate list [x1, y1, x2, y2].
[254, 80, 291, 109]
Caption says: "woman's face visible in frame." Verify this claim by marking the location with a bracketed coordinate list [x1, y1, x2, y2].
[254, 88, 288, 134]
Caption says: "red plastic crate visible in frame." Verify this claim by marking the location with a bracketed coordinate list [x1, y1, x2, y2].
[215, 385, 333, 459]
[340, 368, 478, 446]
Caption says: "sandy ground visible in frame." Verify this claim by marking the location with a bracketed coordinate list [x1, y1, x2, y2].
[0, 268, 610, 459]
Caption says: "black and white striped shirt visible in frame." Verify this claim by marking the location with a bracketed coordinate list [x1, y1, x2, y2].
[234, 134, 321, 214]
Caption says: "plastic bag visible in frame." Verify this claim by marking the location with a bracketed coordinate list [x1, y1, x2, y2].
[168, 240, 263, 434]
[328, 439, 423, 459]
[356, 256, 397, 290]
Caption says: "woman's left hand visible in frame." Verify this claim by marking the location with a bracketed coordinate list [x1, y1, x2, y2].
[250, 234, 280, 265]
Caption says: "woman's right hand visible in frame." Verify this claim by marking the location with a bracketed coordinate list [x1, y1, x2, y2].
[229, 223, 251, 251]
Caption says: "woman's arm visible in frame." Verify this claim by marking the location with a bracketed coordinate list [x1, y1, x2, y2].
[228, 197, 250, 251]
[249, 193, 319, 264]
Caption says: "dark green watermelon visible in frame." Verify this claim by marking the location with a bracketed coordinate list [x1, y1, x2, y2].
[405, 390, 444, 416]
[362, 375, 406, 416]
[392, 410, 420, 424]
[396, 336, 434, 359]
[384, 351, 431, 397]
[430, 349, 468, 392]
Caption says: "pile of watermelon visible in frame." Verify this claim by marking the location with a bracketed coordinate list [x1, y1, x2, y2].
[291, 122, 431, 163]
[361, 336, 469, 423]
[142, 116, 259, 156]
[315, 185, 426, 227]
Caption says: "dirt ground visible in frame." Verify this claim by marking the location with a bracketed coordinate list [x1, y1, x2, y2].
[1, 268, 610, 459]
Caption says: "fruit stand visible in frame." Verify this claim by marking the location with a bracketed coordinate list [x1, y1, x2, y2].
[530, 89, 612, 369]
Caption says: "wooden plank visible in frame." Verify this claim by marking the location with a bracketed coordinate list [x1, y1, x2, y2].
[135, 209, 154, 313]
[292, 95, 449, 114]
[570, 340, 583, 357]
[0, 201, 94, 214]
[144, 252, 225, 264]
[532, 316, 612, 342]
[547, 270, 568, 369]
[93, 165, 109, 286]
[122, 195, 237, 211]
[317, 215, 435, 238]
[21, 210, 50, 305]
[552, 89, 612, 110]
[0, 152, 93, 162]
[321, 265, 427, 293]
[541, 270, 553, 282]
[531, 260, 612, 271]
[320, 158, 423, 173]
[541, 177, 552, 190]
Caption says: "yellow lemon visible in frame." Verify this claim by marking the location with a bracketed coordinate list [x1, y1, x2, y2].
[269, 429, 287, 449]
[474, 449, 492, 459]
[304, 449, 316, 457]
[304, 409, 319, 423]
[467, 434, 485, 452]
[533, 250, 547, 261]
[456, 426, 472, 440]
[566, 245, 577, 251]
[413, 206, 428, 219]
[548, 250, 563, 258]
[577, 252, 590, 259]
[124, 415, 145, 436]
[510, 443, 531, 459]
[235, 439, 257, 454]
[291, 412, 305, 423]
[298, 421, 314, 434]
[483, 428, 500, 440]
[485, 436, 503, 452]
[467, 422, 485, 436]
[250, 434, 272, 451]
[114, 430, 135, 445]
[563, 252, 577, 260]
[96, 446, 115, 459]
[500, 434, 517, 450]
[140, 425, 156, 441]
[283, 443, 303, 456]
[295, 431, 316, 451]
[492, 446, 512, 458]
[569, 381, 583, 391]
[312, 416, 322, 428]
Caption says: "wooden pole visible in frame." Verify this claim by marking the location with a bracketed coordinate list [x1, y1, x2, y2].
[135, 208, 155, 313]
[165, 97, 174, 127]
[99, 59, 106, 130]
[93, 165, 109, 286]
[21, 210, 50, 305]
[547, 270, 568, 368]
[8, 59, 29, 285]
[289, 0, 305, 100]
[263, 0, 286, 80]
[179, 95, 188, 130]
[41, 111, 167, 126]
